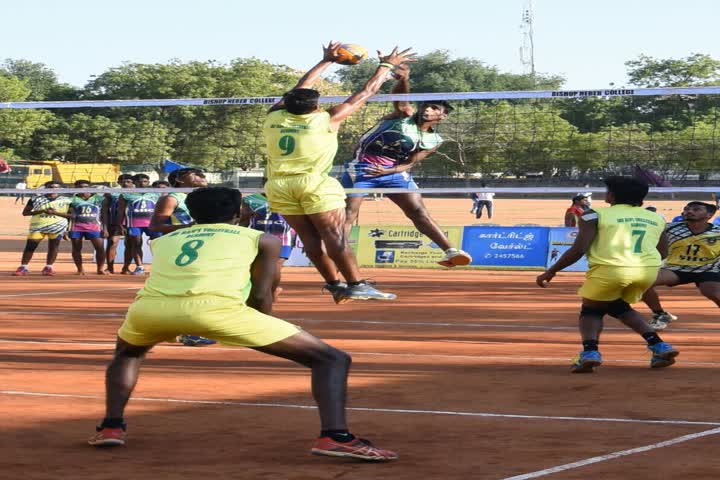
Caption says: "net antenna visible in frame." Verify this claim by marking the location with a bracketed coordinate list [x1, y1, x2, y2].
[520, 0, 536, 79]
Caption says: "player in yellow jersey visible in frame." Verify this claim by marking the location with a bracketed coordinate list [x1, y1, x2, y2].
[642, 201, 720, 330]
[13, 181, 71, 276]
[88, 187, 398, 461]
[263, 42, 415, 303]
[536, 176, 679, 373]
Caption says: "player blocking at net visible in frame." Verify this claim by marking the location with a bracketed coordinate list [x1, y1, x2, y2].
[263, 41, 415, 303]
[342, 64, 472, 268]
[536, 176, 679, 373]
[88, 187, 398, 461]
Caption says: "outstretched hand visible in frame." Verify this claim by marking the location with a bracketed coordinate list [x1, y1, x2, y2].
[535, 270, 556, 288]
[323, 41, 342, 63]
[378, 47, 417, 67]
[392, 64, 410, 80]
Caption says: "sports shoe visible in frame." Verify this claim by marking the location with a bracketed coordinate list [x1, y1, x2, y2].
[132, 266, 146, 275]
[648, 342, 679, 368]
[12, 266, 29, 276]
[177, 334, 217, 346]
[650, 312, 678, 331]
[41, 266, 55, 276]
[437, 248, 473, 267]
[88, 427, 126, 447]
[311, 436, 398, 461]
[322, 282, 349, 304]
[570, 350, 602, 373]
[341, 281, 396, 301]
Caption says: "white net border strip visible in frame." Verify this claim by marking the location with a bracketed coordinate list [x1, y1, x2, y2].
[5, 187, 719, 195]
[3, 86, 720, 110]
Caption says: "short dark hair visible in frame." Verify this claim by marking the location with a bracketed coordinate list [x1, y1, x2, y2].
[118, 174, 134, 182]
[44, 180, 61, 188]
[168, 168, 204, 187]
[284, 88, 320, 115]
[686, 201, 718, 216]
[74, 179, 90, 187]
[420, 100, 453, 114]
[152, 180, 170, 187]
[604, 176, 649, 206]
[185, 187, 242, 224]
[133, 173, 150, 182]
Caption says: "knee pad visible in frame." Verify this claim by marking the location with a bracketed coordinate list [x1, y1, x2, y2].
[606, 299, 633, 318]
[580, 306, 608, 318]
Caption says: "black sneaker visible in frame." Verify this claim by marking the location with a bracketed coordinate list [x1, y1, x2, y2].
[322, 282, 349, 304]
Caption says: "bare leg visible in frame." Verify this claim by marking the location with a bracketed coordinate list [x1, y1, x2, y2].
[579, 299, 606, 342]
[698, 282, 720, 307]
[90, 237, 107, 274]
[307, 209, 361, 283]
[283, 214, 342, 284]
[254, 330, 351, 430]
[71, 237, 84, 274]
[388, 193, 453, 250]
[46, 237, 61, 266]
[104, 338, 153, 419]
[344, 196, 364, 240]
[106, 235, 122, 273]
[20, 239, 41, 266]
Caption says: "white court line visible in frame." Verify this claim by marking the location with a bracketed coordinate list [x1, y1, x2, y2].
[0, 287, 138, 298]
[500, 427, 720, 479]
[2, 338, 720, 367]
[2, 390, 719, 427]
[0, 311, 714, 334]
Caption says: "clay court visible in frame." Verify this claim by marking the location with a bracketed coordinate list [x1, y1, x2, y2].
[2, 196, 719, 479]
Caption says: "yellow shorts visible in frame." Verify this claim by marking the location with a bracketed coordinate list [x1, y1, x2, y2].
[27, 231, 63, 241]
[265, 174, 346, 215]
[578, 265, 660, 304]
[118, 296, 301, 347]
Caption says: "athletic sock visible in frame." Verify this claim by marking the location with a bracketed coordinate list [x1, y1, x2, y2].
[100, 417, 126, 430]
[321, 429, 355, 442]
[642, 332, 663, 346]
[582, 340, 599, 351]
[20, 264, 28, 268]
[327, 280, 342, 287]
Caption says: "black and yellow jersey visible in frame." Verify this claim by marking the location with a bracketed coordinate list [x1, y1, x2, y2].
[664, 222, 720, 273]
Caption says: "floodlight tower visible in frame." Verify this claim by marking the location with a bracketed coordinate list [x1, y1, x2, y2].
[520, 0, 536, 78]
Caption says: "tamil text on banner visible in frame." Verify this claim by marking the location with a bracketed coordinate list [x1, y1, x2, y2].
[356, 225, 464, 268]
[461, 226, 549, 269]
[547, 227, 588, 272]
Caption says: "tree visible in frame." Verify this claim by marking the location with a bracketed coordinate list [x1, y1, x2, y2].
[0, 59, 79, 101]
[626, 54, 720, 88]
[0, 76, 53, 158]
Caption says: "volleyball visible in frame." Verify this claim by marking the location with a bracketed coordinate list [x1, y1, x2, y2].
[336, 44, 368, 65]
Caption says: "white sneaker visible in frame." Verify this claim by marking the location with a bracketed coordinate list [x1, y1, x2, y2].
[650, 312, 677, 331]
[438, 248, 472, 267]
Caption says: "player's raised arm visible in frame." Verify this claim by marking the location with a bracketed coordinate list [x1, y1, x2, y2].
[328, 46, 416, 128]
[387, 64, 414, 119]
[268, 41, 343, 113]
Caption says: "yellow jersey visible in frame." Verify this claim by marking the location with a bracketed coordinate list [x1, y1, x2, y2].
[664, 222, 720, 272]
[263, 109, 338, 177]
[137, 224, 263, 302]
[29, 195, 71, 234]
[584, 204, 665, 267]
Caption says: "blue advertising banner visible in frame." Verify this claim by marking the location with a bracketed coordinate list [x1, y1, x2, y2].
[547, 227, 589, 272]
[461, 226, 549, 269]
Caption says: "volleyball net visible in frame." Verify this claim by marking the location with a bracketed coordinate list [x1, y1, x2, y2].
[1, 85, 720, 192]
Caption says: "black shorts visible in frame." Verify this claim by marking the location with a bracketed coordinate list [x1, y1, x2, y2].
[669, 270, 720, 286]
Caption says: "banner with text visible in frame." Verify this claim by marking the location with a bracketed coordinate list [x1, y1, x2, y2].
[356, 225, 464, 268]
[461, 226, 549, 269]
[546, 227, 589, 272]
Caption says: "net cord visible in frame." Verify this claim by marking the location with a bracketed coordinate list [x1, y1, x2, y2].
[3, 86, 720, 110]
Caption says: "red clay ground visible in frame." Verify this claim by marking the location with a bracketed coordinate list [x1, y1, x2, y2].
[2, 195, 719, 479]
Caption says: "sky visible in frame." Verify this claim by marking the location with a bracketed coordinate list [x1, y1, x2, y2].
[4, 0, 720, 91]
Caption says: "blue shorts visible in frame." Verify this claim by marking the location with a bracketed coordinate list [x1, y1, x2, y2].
[280, 245, 292, 260]
[69, 231, 102, 240]
[128, 226, 162, 239]
[341, 161, 418, 197]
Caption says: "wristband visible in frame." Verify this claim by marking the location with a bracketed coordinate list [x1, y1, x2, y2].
[378, 62, 395, 70]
